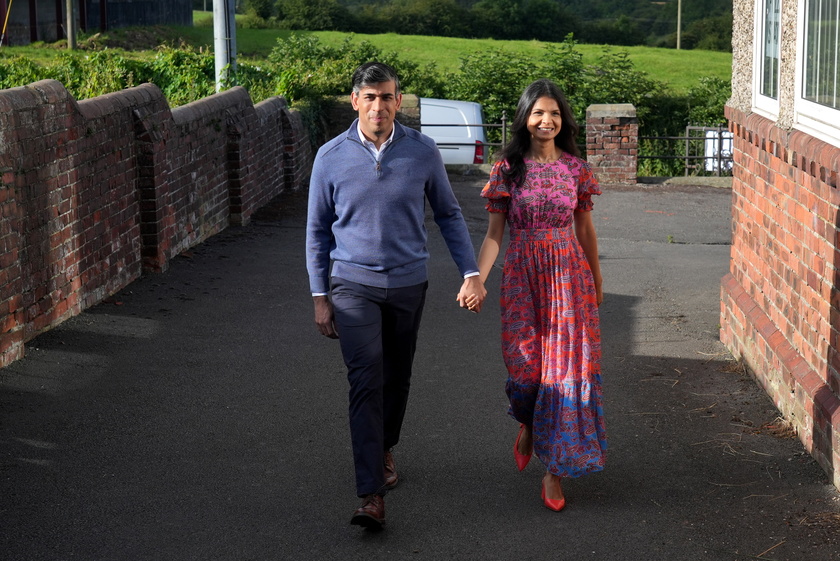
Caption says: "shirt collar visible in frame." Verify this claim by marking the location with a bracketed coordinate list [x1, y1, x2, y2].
[357, 122, 396, 151]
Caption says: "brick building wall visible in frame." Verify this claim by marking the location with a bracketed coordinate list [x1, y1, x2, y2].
[0, 80, 312, 366]
[721, 106, 840, 488]
[0, 0, 192, 46]
[82, 0, 193, 30]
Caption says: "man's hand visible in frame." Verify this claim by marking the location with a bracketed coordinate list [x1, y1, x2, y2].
[313, 296, 339, 338]
[456, 276, 487, 313]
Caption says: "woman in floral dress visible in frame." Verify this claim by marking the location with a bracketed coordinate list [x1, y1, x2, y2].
[465, 79, 606, 511]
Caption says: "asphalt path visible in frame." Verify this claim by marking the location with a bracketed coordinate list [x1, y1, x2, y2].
[2, 172, 839, 561]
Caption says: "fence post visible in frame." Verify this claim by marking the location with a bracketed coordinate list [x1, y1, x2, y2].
[585, 104, 637, 185]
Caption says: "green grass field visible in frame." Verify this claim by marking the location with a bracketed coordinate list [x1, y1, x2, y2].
[188, 11, 732, 94]
[312, 33, 731, 94]
[1, 11, 731, 96]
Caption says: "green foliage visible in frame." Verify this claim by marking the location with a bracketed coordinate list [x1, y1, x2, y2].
[54, 51, 145, 99]
[264, 34, 439, 101]
[635, 76, 731, 175]
[0, 56, 45, 90]
[0, 47, 217, 105]
[0, 28, 731, 176]
[238, 12, 275, 29]
[638, 138, 683, 176]
[246, 0, 275, 20]
[379, 0, 470, 38]
[263, 0, 732, 51]
[0, 51, 145, 100]
[578, 49, 666, 124]
[228, 61, 277, 102]
[686, 76, 731, 126]
[469, 0, 580, 42]
[276, 0, 353, 31]
[443, 50, 534, 133]
[442, 37, 669, 147]
[519, 0, 580, 42]
[578, 16, 647, 47]
[657, 13, 734, 51]
[266, 35, 375, 99]
[147, 46, 217, 105]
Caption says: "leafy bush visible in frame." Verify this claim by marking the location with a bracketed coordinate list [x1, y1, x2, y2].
[54, 50, 145, 99]
[443, 49, 535, 138]
[146, 46, 217, 105]
[246, 0, 275, 20]
[0, 35, 729, 175]
[578, 49, 666, 125]
[635, 76, 731, 176]
[0, 56, 45, 90]
[276, 0, 354, 32]
[687, 76, 730, 126]
[264, 34, 440, 101]
[442, 37, 669, 149]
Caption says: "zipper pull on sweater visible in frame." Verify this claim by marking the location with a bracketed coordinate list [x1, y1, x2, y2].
[376, 160, 382, 178]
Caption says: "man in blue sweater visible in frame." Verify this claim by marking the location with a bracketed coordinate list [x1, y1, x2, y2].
[306, 62, 486, 530]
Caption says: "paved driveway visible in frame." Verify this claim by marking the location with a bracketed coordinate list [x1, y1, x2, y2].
[2, 174, 838, 560]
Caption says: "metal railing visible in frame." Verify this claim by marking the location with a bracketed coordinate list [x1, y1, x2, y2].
[420, 112, 508, 151]
[639, 126, 733, 176]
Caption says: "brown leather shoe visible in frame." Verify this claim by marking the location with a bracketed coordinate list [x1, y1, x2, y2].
[383, 450, 399, 489]
[350, 494, 385, 529]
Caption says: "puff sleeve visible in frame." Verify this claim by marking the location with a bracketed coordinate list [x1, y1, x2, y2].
[480, 160, 511, 213]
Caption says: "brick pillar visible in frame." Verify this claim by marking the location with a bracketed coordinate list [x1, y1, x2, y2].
[132, 103, 174, 273]
[585, 104, 638, 185]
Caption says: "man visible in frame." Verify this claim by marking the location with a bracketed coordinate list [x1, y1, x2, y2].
[306, 62, 486, 530]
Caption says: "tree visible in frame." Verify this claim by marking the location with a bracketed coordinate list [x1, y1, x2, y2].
[520, 0, 580, 42]
[276, 0, 354, 31]
[579, 15, 646, 46]
[381, 0, 470, 37]
[469, 0, 527, 39]
[246, 0, 275, 19]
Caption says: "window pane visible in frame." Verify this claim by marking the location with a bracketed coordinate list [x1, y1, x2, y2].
[761, 0, 781, 99]
[804, 0, 840, 109]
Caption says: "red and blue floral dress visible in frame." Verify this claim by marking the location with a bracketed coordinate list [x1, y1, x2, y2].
[481, 154, 607, 478]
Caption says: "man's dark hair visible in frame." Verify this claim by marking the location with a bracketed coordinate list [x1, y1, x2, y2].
[352, 62, 401, 95]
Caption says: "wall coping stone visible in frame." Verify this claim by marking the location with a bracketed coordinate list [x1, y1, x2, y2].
[586, 104, 637, 119]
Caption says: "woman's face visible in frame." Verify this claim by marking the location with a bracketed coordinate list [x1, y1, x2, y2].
[526, 96, 562, 142]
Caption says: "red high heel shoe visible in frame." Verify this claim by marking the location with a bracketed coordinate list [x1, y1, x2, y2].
[541, 479, 566, 512]
[513, 424, 532, 471]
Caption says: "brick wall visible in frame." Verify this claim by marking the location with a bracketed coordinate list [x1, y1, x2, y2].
[0, 80, 312, 366]
[721, 105, 840, 488]
[585, 104, 638, 185]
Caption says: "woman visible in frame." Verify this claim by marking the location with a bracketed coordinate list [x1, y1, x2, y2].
[463, 79, 606, 511]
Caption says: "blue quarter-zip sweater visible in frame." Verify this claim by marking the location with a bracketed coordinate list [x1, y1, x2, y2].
[306, 120, 479, 294]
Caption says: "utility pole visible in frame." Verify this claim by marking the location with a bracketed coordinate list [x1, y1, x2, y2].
[66, 0, 76, 50]
[676, 0, 682, 49]
[213, 0, 237, 92]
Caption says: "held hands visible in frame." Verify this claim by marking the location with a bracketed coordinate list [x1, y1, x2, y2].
[456, 276, 487, 313]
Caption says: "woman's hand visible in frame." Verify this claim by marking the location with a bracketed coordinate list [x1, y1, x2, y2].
[457, 276, 487, 313]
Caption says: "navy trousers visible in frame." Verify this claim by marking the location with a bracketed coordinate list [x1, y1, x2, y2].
[330, 277, 428, 497]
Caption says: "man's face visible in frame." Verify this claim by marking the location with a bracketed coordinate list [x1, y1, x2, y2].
[351, 81, 402, 143]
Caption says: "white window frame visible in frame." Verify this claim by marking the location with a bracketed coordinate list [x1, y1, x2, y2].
[753, 0, 782, 117]
[794, 0, 840, 147]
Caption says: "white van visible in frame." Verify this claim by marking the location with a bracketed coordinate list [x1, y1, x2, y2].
[419, 98, 487, 165]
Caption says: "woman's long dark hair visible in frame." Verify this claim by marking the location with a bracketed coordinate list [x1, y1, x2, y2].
[498, 79, 580, 188]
